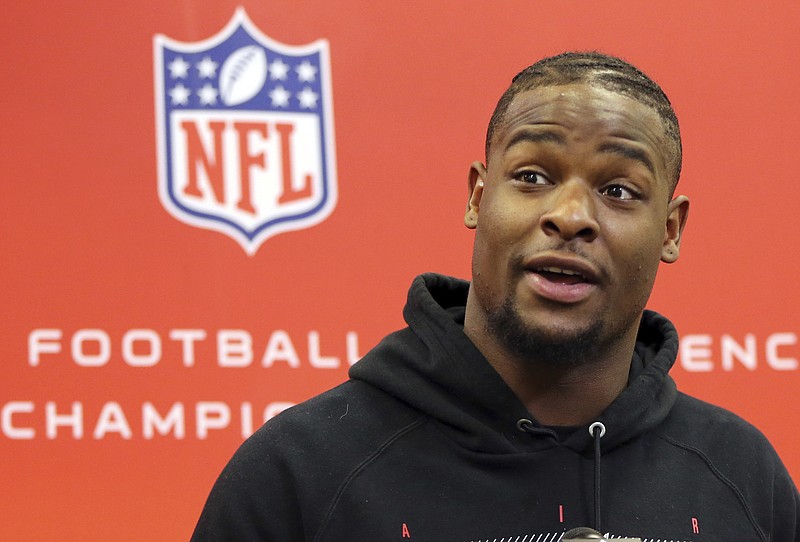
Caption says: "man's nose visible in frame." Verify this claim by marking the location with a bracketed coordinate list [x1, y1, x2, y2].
[538, 179, 599, 242]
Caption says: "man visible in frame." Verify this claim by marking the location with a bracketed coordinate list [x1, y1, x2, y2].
[192, 52, 799, 541]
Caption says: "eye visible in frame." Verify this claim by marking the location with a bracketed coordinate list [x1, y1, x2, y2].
[600, 183, 639, 201]
[515, 170, 549, 185]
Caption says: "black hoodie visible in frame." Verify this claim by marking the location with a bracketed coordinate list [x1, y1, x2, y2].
[192, 274, 799, 541]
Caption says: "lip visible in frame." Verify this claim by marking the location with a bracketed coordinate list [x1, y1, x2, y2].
[522, 253, 601, 304]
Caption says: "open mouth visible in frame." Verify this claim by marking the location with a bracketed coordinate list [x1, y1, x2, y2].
[523, 254, 600, 303]
[533, 266, 588, 285]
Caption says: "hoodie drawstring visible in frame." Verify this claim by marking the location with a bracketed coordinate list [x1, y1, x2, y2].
[516, 419, 607, 533]
[588, 421, 606, 533]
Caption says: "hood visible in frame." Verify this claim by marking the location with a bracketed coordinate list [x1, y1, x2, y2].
[349, 273, 679, 455]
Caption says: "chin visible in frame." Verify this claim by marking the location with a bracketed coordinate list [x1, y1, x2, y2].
[488, 299, 608, 366]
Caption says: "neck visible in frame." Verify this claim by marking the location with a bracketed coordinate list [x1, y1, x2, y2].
[491, 352, 632, 426]
[463, 298, 639, 427]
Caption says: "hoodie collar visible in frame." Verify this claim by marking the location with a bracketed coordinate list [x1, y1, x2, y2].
[350, 273, 679, 454]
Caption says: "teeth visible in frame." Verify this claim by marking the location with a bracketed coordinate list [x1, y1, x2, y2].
[539, 266, 583, 277]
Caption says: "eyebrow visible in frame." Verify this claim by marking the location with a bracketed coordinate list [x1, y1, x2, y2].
[503, 129, 657, 175]
[504, 129, 565, 151]
[597, 142, 655, 176]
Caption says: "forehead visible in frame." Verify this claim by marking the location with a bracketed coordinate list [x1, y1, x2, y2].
[493, 83, 671, 177]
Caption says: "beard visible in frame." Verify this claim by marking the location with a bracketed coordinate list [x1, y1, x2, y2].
[486, 296, 613, 367]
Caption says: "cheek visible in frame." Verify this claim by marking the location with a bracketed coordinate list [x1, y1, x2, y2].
[470, 227, 495, 281]
[470, 207, 521, 296]
[630, 251, 659, 287]
[469, 231, 504, 313]
[472, 224, 507, 278]
[606, 221, 666, 286]
[479, 197, 531, 245]
[627, 233, 666, 288]
[474, 205, 517, 258]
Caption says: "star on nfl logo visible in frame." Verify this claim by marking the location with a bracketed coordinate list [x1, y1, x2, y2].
[153, 8, 337, 255]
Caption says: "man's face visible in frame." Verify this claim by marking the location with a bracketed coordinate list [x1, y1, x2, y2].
[464, 83, 688, 363]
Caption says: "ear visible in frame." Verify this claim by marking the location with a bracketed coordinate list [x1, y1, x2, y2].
[465, 161, 487, 230]
[661, 195, 690, 263]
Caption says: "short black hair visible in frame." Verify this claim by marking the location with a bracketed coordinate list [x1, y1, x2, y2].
[485, 51, 682, 191]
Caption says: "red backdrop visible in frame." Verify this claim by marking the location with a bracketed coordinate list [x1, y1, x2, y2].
[2, 1, 798, 540]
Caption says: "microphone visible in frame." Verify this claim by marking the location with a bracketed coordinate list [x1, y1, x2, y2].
[562, 527, 642, 541]
[562, 527, 604, 540]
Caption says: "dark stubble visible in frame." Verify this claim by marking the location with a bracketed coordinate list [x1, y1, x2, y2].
[486, 296, 610, 366]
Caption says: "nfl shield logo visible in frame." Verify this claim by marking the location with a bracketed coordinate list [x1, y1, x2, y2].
[153, 8, 337, 255]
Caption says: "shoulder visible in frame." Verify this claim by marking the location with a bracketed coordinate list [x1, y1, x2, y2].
[659, 394, 797, 508]
[191, 380, 426, 541]
[661, 393, 775, 453]
[220, 379, 426, 497]
[656, 394, 799, 539]
[657, 392, 783, 473]
[254, 379, 425, 462]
